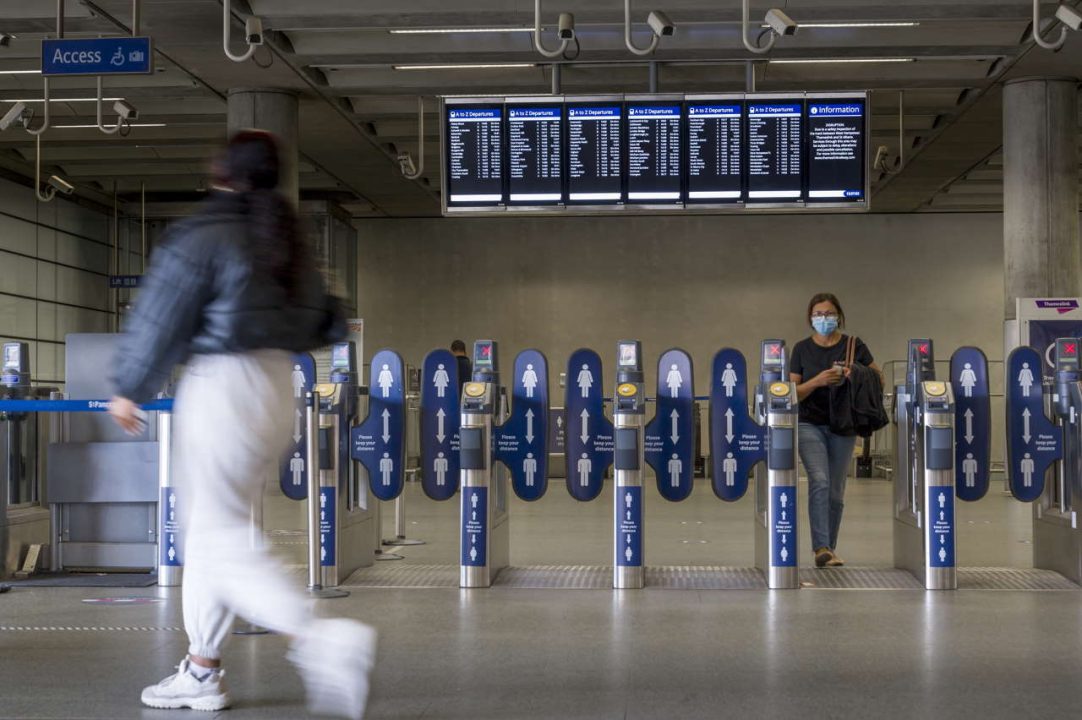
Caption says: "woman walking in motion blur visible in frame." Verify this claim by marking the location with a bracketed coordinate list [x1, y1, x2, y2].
[109, 131, 376, 718]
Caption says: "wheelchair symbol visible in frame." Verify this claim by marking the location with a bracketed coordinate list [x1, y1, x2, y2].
[110, 48, 125, 66]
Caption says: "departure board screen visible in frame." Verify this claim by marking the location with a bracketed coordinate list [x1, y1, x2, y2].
[445, 105, 504, 206]
[806, 98, 865, 203]
[686, 100, 743, 203]
[567, 104, 623, 203]
[507, 105, 563, 204]
[626, 103, 682, 203]
[747, 100, 803, 202]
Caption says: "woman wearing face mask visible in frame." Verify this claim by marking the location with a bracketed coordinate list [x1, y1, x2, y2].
[789, 293, 881, 568]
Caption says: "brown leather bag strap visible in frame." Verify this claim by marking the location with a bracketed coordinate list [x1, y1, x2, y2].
[845, 335, 857, 369]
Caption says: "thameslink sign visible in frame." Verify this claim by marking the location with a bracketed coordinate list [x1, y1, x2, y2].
[42, 37, 153, 76]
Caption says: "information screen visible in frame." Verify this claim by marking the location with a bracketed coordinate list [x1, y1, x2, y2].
[626, 103, 682, 203]
[747, 99, 803, 202]
[806, 98, 865, 203]
[507, 105, 563, 204]
[686, 100, 743, 203]
[566, 104, 623, 203]
[445, 105, 504, 206]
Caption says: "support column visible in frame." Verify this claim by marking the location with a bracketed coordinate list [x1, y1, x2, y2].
[1003, 78, 1080, 319]
[227, 88, 300, 207]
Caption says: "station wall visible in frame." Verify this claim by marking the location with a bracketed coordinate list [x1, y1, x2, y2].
[354, 212, 1004, 391]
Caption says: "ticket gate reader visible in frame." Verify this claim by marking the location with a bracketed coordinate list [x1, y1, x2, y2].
[613, 340, 646, 590]
[459, 340, 511, 588]
[893, 339, 957, 590]
[1030, 338, 1081, 583]
[310, 341, 378, 589]
[752, 340, 799, 589]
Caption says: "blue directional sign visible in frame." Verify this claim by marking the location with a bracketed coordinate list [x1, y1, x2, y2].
[42, 37, 153, 76]
[1006, 347, 1062, 502]
[319, 488, 335, 567]
[281, 353, 315, 500]
[108, 275, 142, 289]
[710, 348, 766, 501]
[645, 349, 695, 502]
[159, 487, 181, 567]
[351, 349, 406, 501]
[927, 486, 955, 568]
[771, 486, 796, 567]
[950, 347, 991, 501]
[420, 349, 461, 501]
[461, 487, 487, 566]
[495, 350, 550, 501]
[616, 486, 642, 567]
[564, 349, 614, 501]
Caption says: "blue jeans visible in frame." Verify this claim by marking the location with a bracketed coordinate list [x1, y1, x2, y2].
[798, 423, 857, 552]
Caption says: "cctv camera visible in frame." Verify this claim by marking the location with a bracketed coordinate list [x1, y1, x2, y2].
[765, 8, 798, 36]
[113, 100, 138, 121]
[397, 151, 417, 177]
[1055, 3, 1082, 31]
[0, 101, 31, 131]
[557, 12, 575, 41]
[47, 175, 74, 195]
[873, 145, 890, 171]
[0, 33, 13, 48]
[244, 16, 264, 46]
[647, 10, 675, 37]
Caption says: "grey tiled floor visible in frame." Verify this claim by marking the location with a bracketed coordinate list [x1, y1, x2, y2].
[2, 477, 1075, 720]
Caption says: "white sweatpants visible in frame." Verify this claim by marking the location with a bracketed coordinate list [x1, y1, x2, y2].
[175, 350, 313, 660]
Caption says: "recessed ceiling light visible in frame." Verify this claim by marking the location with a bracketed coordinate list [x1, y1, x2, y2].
[393, 63, 536, 70]
[765, 21, 921, 29]
[769, 57, 916, 64]
[0, 69, 40, 75]
[53, 122, 166, 129]
[389, 27, 531, 34]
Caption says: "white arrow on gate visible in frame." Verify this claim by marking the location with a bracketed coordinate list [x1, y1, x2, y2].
[670, 409, 680, 444]
[382, 409, 391, 443]
[436, 408, 446, 443]
[525, 409, 535, 444]
[580, 409, 590, 444]
[964, 409, 974, 445]
[1022, 408, 1032, 444]
[293, 409, 302, 444]
[725, 408, 735, 443]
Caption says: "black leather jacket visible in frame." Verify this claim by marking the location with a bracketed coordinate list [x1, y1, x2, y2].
[111, 192, 345, 403]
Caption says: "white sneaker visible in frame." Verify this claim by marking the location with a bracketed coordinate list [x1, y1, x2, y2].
[288, 619, 378, 719]
[141, 657, 230, 711]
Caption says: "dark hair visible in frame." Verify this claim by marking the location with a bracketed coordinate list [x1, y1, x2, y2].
[217, 130, 302, 299]
[806, 292, 846, 328]
[451, 340, 467, 353]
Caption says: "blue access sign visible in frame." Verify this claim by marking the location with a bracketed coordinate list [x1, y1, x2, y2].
[771, 486, 796, 567]
[461, 487, 487, 566]
[319, 488, 335, 567]
[494, 350, 549, 501]
[42, 37, 153, 76]
[616, 486, 642, 567]
[159, 487, 181, 567]
[950, 347, 991, 502]
[281, 353, 315, 500]
[1006, 347, 1062, 502]
[927, 486, 955, 568]
[108, 275, 142, 289]
[351, 349, 406, 501]
[645, 348, 695, 502]
[710, 348, 765, 501]
[564, 349, 613, 501]
[420, 349, 460, 501]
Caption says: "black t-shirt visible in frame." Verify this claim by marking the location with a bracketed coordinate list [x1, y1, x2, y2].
[455, 354, 472, 394]
[789, 334, 874, 426]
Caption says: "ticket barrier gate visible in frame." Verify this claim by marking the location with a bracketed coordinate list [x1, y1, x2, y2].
[892, 339, 964, 590]
[1012, 338, 1079, 583]
[612, 340, 646, 589]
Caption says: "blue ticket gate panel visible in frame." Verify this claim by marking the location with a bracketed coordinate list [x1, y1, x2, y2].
[893, 339, 959, 590]
[1012, 341, 1075, 582]
[459, 340, 511, 588]
[710, 341, 798, 589]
